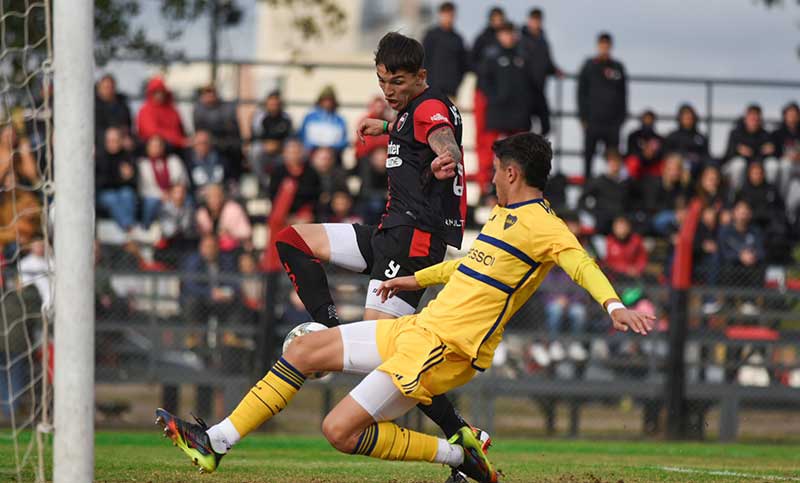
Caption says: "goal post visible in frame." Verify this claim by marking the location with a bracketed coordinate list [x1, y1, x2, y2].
[52, 0, 95, 481]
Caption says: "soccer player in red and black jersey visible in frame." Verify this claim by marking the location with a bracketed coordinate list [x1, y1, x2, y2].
[273, 32, 484, 481]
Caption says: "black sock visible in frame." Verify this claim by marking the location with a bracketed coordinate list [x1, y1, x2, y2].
[276, 241, 340, 327]
[417, 394, 469, 438]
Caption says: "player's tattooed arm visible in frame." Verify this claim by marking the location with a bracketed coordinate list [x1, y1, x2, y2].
[428, 126, 460, 180]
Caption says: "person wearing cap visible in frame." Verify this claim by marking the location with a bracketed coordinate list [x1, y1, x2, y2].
[298, 85, 348, 155]
[577, 32, 628, 179]
[422, 2, 469, 99]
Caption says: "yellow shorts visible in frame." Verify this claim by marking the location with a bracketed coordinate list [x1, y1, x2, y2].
[375, 316, 475, 405]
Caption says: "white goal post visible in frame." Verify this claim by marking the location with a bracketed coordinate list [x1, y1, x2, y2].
[52, 0, 95, 481]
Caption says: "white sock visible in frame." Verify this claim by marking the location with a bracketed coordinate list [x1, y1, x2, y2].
[206, 418, 240, 454]
[433, 438, 464, 466]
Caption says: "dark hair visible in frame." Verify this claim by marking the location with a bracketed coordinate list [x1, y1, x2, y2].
[492, 133, 552, 190]
[677, 103, 697, 125]
[641, 109, 656, 121]
[374, 32, 425, 74]
[529, 8, 543, 19]
[266, 90, 282, 100]
[746, 103, 762, 115]
[497, 21, 514, 33]
[439, 2, 455, 13]
[783, 101, 800, 117]
[598, 32, 613, 44]
[489, 6, 504, 18]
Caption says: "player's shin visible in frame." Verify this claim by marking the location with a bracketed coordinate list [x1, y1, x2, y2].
[276, 229, 340, 327]
[418, 394, 470, 438]
[352, 421, 463, 466]
[220, 357, 307, 443]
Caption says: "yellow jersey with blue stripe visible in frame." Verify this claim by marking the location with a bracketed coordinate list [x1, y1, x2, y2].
[413, 197, 619, 370]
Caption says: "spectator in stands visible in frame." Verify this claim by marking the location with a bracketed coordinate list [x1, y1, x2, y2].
[664, 103, 710, 178]
[722, 104, 776, 191]
[94, 74, 132, 148]
[578, 32, 628, 178]
[695, 164, 730, 214]
[298, 86, 348, 155]
[354, 96, 391, 163]
[471, 6, 506, 192]
[155, 183, 195, 267]
[626, 110, 662, 158]
[718, 199, 765, 315]
[19, 238, 51, 310]
[181, 235, 237, 324]
[479, 22, 534, 193]
[237, 251, 264, 322]
[310, 146, 347, 208]
[195, 184, 252, 260]
[604, 215, 648, 282]
[357, 146, 389, 224]
[544, 212, 591, 362]
[0, 124, 38, 189]
[625, 128, 664, 181]
[579, 149, 630, 234]
[325, 190, 363, 224]
[0, 277, 41, 419]
[251, 91, 293, 176]
[193, 85, 242, 179]
[187, 130, 230, 197]
[422, 2, 469, 99]
[137, 135, 189, 229]
[737, 161, 790, 263]
[269, 137, 321, 222]
[643, 153, 688, 236]
[693, 206, 721, 312]
[136, 76, 188, 150]
[96, 127, 137, 233]
[520, 7, 561, 136]
[768, 102, 800, 196]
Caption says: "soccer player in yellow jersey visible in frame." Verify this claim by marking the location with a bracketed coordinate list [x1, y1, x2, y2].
[156, 133, 654, 483]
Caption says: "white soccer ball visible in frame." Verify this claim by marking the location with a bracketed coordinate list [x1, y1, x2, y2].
[282, 322, 329, 379]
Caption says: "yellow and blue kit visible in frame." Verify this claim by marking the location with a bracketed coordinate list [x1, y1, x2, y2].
[375, 197, 620, 403]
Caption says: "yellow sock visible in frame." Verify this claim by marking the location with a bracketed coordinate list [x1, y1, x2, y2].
[228, 357, 305, 437]
[353, 422, 438, 462]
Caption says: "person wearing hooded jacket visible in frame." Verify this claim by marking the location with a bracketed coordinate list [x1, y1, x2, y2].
[298, 85, 348, 155]
[136, 76, 188, 150]
[722, 104, 776, 191]
[664, 103, 709, 179]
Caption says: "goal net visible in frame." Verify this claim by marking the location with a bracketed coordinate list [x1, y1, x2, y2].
[0, 0, 53, 481]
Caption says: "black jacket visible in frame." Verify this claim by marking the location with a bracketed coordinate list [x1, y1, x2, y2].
[423, 26, 469, 97]
[481, 45, 534, 132]
[627, 126, 662, 158]
[519, 26, 558, 90]
[577, 57, 627, 125]
[579, 174, 630, 221]
[723, 120, 773, 163]
[772, 122, 800, 159]
[259, 112, 293, 142]
[471, 26, 499, 91]
[642, 175, 687, 215]
[96, 149, 137, 191]
[269, 163, 321, 214]
[95, 93, 132, 144]
[737, 180, 785, 229]
[665, 127, 709, 161]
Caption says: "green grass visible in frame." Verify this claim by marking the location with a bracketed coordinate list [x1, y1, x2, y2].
[3, 431, 800, 482]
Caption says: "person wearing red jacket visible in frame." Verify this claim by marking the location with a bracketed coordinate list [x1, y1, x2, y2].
[604, 215, 648, 281]
[136, 76, 188, 149]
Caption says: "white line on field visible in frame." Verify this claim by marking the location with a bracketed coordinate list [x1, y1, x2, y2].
[659, 466, 800, 481]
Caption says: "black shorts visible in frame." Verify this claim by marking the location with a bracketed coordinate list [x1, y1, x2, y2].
[351, 224, 447, 313]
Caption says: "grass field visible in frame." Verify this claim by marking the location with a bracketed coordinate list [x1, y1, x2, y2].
[4, 431, 799, 482]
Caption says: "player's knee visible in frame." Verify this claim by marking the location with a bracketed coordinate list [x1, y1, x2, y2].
[282, 335, 316, 374]
[275, 226, 312, 256]
[321, 414, 359, 454]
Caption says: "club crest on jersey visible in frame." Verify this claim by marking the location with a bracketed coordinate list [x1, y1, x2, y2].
[396, 112, 409, 131]
[504, 214, 517, 230]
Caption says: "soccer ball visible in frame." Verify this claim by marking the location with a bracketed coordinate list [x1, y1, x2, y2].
[282, 322, 329, 379]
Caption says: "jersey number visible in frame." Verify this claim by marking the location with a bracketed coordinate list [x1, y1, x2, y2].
[384, 260, 401, 279]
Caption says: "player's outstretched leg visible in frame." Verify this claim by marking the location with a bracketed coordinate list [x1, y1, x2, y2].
[448, 426, 500, 483]
[156, 327, 342, 472]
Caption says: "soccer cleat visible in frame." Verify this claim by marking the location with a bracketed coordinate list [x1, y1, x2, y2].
[448, 426, 500, 483]
[155, 408, 224, 473]
[446, 427, 493, 483]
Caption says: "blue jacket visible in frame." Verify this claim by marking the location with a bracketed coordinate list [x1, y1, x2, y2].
[298, 107, 348, 151]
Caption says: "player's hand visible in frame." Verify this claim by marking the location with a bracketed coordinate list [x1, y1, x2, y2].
[431, 151, 457, 180]
[610, 308, 655, 335]
[357, 118, 386, 143]
[375, 276, 421, 302]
